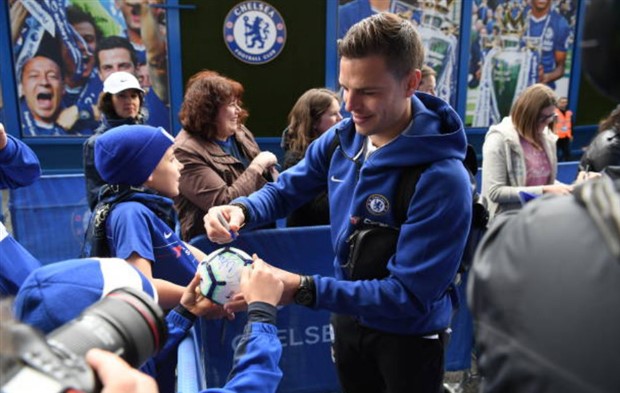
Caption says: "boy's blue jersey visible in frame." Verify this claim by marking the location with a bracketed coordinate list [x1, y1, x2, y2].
[234, 93, 472, 336]
[106, 201, 198, 286]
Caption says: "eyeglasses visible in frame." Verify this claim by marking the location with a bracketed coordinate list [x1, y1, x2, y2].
[538, 112, 557, 124]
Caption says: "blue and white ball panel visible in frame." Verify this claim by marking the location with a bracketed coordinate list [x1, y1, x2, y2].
[198, 247, 252, 305]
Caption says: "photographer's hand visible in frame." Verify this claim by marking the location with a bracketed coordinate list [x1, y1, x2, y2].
[86, 348, 158, 393]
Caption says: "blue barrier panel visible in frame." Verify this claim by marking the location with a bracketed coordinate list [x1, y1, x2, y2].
[557, 161, 579, 184]
[190, 226, 340, 393]
[190, 224, 477, 388]
[177, 324, 208, 393]
[8, 174, 89, 264]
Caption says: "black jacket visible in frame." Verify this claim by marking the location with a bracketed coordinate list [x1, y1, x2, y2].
[469, 176, 620, 392]
[579, 127, 620, 172]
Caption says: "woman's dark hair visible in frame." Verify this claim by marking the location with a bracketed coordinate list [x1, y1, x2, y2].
[66, 6, 102, 42]
[178, 70, 248, 139]
[599, 104, 620, 133]
[97, 90, 144, 119]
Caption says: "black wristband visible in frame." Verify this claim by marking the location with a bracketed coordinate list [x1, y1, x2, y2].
[173, 305, 197, 323]
[230, 202, 249, 223]
[247, 301, 277, 325]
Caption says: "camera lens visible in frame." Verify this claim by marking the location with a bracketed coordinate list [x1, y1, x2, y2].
[46, 287, 167, 368]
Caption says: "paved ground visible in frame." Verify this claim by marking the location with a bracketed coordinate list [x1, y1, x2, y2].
[444, 356, 481, 393]
[445, 370, 481, 393]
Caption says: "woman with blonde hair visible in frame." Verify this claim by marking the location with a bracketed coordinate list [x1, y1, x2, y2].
[281, 88, 342, 226]
[481, 83, 572, 219]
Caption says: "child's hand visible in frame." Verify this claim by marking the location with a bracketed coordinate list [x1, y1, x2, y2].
[181, 273, 231, 319]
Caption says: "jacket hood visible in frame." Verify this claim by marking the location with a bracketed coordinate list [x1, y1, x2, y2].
[334, 93, 467, 168]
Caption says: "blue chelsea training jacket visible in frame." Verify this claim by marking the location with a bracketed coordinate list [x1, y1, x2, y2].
[234, 93, 472, 335]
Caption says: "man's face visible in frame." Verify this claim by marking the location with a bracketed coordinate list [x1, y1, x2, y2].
[21, 56, 64, 123]
[116, 0, 142, 32]
[557, 98, 568, 110]
[339, 55, 415, 141]
[532, 0, 551, 12]
[98, 48, 135, 81]
[73, 21, 97, 78]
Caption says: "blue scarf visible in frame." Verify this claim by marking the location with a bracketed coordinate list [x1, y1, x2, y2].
[81, 185, 176, 258]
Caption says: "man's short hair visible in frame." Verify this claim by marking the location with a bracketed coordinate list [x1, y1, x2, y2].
[338, 13, 424, 80]
[66, 5, 102, 42]
[21, 33, 64, 80]
[96, 36, 138, 69]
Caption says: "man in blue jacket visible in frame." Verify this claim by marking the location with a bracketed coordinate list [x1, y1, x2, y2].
[0, 123, 42, 295]
[206, 13, 472, 393]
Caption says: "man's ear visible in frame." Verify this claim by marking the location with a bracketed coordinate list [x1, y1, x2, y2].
[405, 69, 422, 97]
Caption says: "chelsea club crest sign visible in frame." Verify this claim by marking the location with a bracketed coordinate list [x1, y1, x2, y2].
[223, 1, 287, 65]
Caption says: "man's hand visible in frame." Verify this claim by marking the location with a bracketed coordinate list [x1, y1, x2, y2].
[86, 349, 158, 393]
[204, 205, 245, 244]
[0, 123, 7, 150]
[542, 184, 573, 195]
[57, 106, 79, 131]
[240, 258, 284, 306]
[181, 273, 232, 319]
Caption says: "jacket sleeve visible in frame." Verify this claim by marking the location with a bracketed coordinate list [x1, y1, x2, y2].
[0, 135, 41, 189]
[482, 131, 546, 205]
[176, 146, 268, 211]
[200, 302, 283, 393]
[232, 130, 335, 224]
[139, 306, 194, 378]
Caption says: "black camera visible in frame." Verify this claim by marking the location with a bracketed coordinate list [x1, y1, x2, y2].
[0, 287, 167, 393]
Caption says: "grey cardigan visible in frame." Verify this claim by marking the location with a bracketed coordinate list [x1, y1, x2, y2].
[481, 116, 560, 219]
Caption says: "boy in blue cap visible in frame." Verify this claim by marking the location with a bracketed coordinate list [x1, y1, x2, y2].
[83, 124, 207, 308]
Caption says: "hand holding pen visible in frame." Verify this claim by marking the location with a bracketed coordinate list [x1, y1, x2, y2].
[204, 205, 245, 244]
[217, 210, 238, 240]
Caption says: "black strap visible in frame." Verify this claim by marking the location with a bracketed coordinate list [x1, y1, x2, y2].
[326, 132, 341, 162]
[393, 165, 429, 225]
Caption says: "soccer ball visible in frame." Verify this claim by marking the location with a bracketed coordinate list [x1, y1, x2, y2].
[197, 247, 253, 305]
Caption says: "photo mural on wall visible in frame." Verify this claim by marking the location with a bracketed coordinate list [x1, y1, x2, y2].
[466, 0, 578, 127]
[9, 0, 171, 137]
[338, 0, 462, 107]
